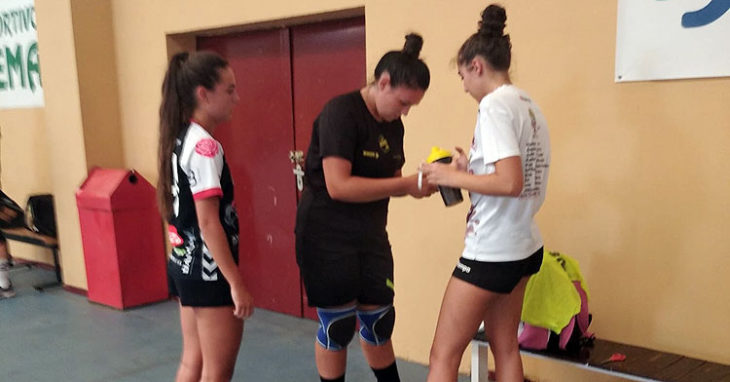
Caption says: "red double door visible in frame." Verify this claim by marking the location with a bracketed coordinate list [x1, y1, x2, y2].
[198, 17, 365, 318]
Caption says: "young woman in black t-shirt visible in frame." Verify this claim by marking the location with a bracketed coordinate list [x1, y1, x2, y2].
[295, 34, 436, 382]
[157, 51, 254, 382]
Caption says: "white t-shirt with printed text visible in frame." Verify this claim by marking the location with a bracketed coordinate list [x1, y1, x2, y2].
[462, 84, 550, 262]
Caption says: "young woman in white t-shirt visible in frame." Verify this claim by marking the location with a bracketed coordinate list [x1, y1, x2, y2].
[422, 4, 551, 382]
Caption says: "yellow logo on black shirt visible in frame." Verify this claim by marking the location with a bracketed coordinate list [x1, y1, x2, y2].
[363, 150, 380, 159]
[379, 135, 390, 153]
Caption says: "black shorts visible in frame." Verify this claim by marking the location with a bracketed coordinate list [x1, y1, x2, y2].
[167, 274, 234, 307]
[453, 247, 543, 294]
[297, 232, 394, 308]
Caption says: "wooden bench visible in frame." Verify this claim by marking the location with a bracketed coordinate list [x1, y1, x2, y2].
[472, 331, 730, 382]
[1, 227, 61, 291]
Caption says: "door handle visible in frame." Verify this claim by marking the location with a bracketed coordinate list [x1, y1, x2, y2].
[289, 150, 305, 191]
[289, 150, 304, 165]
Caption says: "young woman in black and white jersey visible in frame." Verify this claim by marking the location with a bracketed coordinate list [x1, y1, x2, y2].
[157, 51, 254, 382]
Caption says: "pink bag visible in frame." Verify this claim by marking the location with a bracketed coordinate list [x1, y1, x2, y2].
[518, 280, 594, 353]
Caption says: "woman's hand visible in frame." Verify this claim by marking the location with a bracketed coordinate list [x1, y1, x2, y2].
[453, 146, 469, 171]
[196, 197, 255, 319]
[406, 173, 438, 198]
[231, 282, 255, 319]
[421, 160, 462, 188]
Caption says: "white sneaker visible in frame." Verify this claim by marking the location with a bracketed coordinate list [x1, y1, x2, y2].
[0, 284, 15, 299]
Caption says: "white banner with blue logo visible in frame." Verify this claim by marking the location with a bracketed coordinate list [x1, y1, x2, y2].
[0, 0, 43, 109]
[616, 0, 730, 82]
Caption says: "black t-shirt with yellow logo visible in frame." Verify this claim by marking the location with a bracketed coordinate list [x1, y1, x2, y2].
[296, 91, 405, 238]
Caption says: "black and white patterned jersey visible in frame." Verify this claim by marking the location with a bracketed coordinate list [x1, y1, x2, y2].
[166, 121, 239, 281]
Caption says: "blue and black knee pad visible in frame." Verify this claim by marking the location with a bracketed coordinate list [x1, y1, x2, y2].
[316, 306, 357, 351]
[357, 305, 395, 346]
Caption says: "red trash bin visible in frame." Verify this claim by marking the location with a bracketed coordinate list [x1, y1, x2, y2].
[76, 168, 168, 309]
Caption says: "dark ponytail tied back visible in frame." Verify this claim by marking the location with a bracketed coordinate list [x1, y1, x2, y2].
[458, 3, 512, 71]
[374, 33, 430, 90]
[170, 52, 190, 70]
[157, 51, 228, 219]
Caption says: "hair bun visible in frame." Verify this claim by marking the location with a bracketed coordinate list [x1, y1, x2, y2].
[478, 4, 507, 38]
[402, 33, 424, 58]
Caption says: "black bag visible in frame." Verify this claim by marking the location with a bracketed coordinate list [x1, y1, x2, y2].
[0, 189, 25, 229]
[26, 194, 57, 237]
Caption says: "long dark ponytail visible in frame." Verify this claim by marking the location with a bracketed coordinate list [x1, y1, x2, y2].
[157, 51, 228, 219]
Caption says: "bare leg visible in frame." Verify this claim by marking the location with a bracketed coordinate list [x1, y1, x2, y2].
[196, 306, 244, 382]
[0, 239, 8, 262]
[484, 277, 529, 382]
[315, 302, 356, 379]
[316, 342, 348, 379]
[358, 303, 396, 369]
[175, 304, 202, 382]
[360, 339, 396, 369]
[427, 277, 498, 382]
[0, 239, 15, 297]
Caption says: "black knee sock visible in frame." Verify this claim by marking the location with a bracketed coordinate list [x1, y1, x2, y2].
[372, 361, 400, 382]
[320, 375, 345, 382]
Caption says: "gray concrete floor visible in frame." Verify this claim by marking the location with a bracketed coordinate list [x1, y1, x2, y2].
[1, 265, 469, 381]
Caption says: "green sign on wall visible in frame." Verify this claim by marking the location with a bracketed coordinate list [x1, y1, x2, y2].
[0, 0, 43, 109]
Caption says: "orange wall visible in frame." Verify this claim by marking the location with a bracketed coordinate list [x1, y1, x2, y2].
[0, 108, 51, 263]
[5, 0, 727, 379]
[70, 0, 125, 170]
[33, 0, 90, 288]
